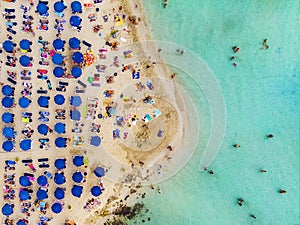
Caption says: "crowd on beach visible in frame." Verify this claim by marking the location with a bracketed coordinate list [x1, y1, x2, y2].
[0, 0, 162, 223]
[1, 154, 104, 224]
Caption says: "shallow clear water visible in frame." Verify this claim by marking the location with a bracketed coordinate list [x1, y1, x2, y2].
[131, 1, 300, 224]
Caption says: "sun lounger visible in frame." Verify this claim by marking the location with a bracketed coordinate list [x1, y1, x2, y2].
[5, 160, 16, 165]
[39, 163, 50, 168]
[78, 80, 87, 88]
[38, 158, 49, 162]
[24, 172, 34, 177]
[7, 77, 17, 85]
[22, 159, 33, 164]
[39, 1, 49, 5]
[37, 88, 48, 94]
[82, 40, 92, 47]
[5, 8, 15, 13]
[39, 117, 49, 122]
[56, 87, 66, 92]
[44, 171, 52, 179]
[21, 76, 31, 80]
[76, 89, 85, 94]
[7, 27, 16, 34]
[5, 15, 16, 19]
[46, 80, 52, 90]
[59, 81, 69, 86]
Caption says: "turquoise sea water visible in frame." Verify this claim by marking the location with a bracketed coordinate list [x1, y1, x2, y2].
[133, 1, 300, 225]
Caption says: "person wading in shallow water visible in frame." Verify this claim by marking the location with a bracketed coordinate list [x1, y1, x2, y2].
[279, 189, 286, 194]
[237, 198, 244, 206]
[163, 0, 168, 8]
[234, 144, 240, 148]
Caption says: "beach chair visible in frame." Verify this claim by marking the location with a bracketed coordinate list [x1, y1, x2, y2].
[78, 80, 87, 88]
[39, 163, 49, 168]
[22, 159, 32, 164]
[24, 172, 34, 177]
[44, 171, 52, 179]
[38, 158, 49, 162]
[7, 77, 17, 85]
[82, 40, 92, 47]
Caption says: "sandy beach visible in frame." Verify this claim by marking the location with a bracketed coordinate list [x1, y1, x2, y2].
[0, 0, 198, 224]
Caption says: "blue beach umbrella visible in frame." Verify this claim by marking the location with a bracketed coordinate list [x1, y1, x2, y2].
[16, 221, 26, 225]
[19, 189, 30, 200]
[37, 188, 48, 200]
[2, 97, 13, 108]
[70, 15, 82, 27]
[53, 39, 65, 50]
[72, 171, 83, 183]
[69, 37, 80, 49]
[71, 1, 82, 13]
[70, 96, 82, 107]
[91, 186, 102, 197]
[37, 3, 49, 15]
[54, 188, 65, 199]
[90, 136, 101, 147]
[73, 155, 83, 167]
[37, 175, 48, 186]
[72, 52, 83, 63]
[19, 176, 30, 187]
[70, 110, 81, 121]
[55, 137, 66, 148]
[19, 97, 30, 108]
[71, 66, 82, 78]
[2, 140, 13, 152]
[52, 53, 63, 65]
[54, 173, 66, 185]
[19, 55, 31, 67]
[20, 139, 32, 151]
[71, 185, 83, 198]
[54, 94, 65, 105]
[51, 202, 62, 214]
[38, 96, 49, 107]
[2, 40, 14, 52]
[38, 124, 48, 135]
[54, 1, 66, 13]
[2, 203, 13, 216]
[54, 158, 66, 170]
[20, 39, 30, 50]
[2, 85, 13, 96]
[94, 166, 105, 177]
[3, 127, 14, 138]
[53, 67, 64, 78]
[54, 123, 65, 134]
[2, 112, 13, 123]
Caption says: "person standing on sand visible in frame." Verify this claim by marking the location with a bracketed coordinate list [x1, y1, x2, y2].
[171, 73, 177, 79]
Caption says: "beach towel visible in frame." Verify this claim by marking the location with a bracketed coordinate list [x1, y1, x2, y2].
[113, 129, 120, 139]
